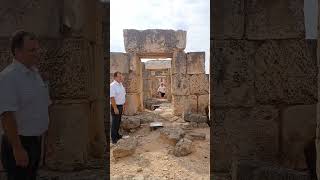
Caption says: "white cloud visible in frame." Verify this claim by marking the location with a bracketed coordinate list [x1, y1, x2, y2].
[110, 0, 210, 73]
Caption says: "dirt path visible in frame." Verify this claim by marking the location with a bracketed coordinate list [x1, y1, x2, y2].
[110, 102, 210, 180]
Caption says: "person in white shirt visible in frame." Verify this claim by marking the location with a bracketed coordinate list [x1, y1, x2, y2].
[0, 30, 50, 180]
[110, 72, 127, 144]
[157, 83, 166, 99]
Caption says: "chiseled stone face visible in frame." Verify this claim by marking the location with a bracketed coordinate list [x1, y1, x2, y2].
[246, 0, 305, 39]
[145, 60, 171, 70]
[110, 52, 129, 73]
[254, 40, 317, 104]
[171, 74, 190, 96]
[212, 0, 245, 39]
[183, 95, 198, 114]
[186, 52, 205, 74]
[123, 29, 186, 53]
[198, 94, 209, 115]
[172, 95, 187, 116]
[212, 40, 256, 107]
[281, 104, 316, 170]
[189, 74, 209, 95]
[172, 50, 187, 74]
[46, 102, 90, 171]
[0, 0, 60, 37]
[212, 106, 279, 172]
[123, 93, 140, 116]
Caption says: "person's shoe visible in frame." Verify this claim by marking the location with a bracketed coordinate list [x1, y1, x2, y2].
[118, 135, 123, 139]
[123, 135, 130, 139]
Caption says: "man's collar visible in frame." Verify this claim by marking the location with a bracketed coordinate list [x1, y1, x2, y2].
[13, 59, 38, 73]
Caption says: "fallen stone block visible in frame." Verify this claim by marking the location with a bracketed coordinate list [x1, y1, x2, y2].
[121, 116, 141, 131]
[159, 127, 185, 145]
[185, 132, 206, 141]
[173, 138, 194, 157]
[112, 138, 138, 159]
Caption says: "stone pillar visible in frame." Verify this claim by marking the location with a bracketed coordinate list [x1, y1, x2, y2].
[171, 50, 188, 116]
[213, 0, 316, 176]
[185, 52, 209, 116]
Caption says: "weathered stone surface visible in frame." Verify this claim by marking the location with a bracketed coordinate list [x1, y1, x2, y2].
[255, 40, 317, 104]
[159, 127, 185, 146]
[212, 0, 244, 39]
[173, 138, 194, 157]
[112, 138, 138, 159]
[129, 53, 140, 73]
[212, 40, 255, 107]
[172, 95, 186, 116]
[110, 52, 129, 73]
[184, 113, 208, 124]
[46, 102, 90, 171]
[123, 93, 140, 116]
[189, 74, 209, 95]
[231, 160, 310, 180]
[0, 0, 60, 37]
[145, 60, 171, 70]
[184, 95, 198, 114]
[186, 52, 205, 74]
[212, 106, 279, 173]
[198, 94, 209, 115]
[124, 71, 141, 93]
[172, 51, 187, 74]
[185, 132, 206, 141]
[246, 0, 305, 39]
[171, 74, 190, 95]
[252, 166, 311, 180]
[123, 29, 186, 53]
[37, 39, 92, 99]
[121, 116, 141, 130]
[281, 104, 316, 170]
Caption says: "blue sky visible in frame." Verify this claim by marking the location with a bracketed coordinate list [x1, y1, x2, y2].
[110, 0, 210, 74]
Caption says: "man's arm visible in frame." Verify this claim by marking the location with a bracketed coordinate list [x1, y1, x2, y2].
[1, 111, 29, 167]
[110, 97, 119, 114]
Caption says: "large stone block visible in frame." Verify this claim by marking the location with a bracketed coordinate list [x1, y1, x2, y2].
[281, 104, 316, 170]
[172, 50, 187, 74]
[212, 0, 245, 39]
[255, 40, 317, 104]
[0, 0, 60, 37]
[184, 95, 198, 114]
[123, 29, 186, 53]
[186, 52, 205, 74]
[212, 106, 279, 173]
[37, 39, 92, 99]
[46, 102, 90, 171]
[246, 0, 305, 39]
[123, 93, 140, 116]
[145, 60, 171, 70]
[110, 52, 129, 73]
[198, 94, 209, 115]
[212, 40, 256, 107]
[189, 74, 209, 95]
[171, 74, 190, 95]
[172, 95, 186, 116]
[123, 71, 141, 93]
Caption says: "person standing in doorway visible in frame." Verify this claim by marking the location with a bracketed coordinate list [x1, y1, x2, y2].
[0, 30, 51, 180]
[110, 71, 127, 144]
[157, 83, 166, 99]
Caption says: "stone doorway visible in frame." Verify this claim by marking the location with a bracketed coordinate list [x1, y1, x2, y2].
[109, 29, 210, 179]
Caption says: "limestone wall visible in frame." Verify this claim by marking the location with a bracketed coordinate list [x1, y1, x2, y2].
[0, 0, 107, 171]
[212, 0, 317, 176]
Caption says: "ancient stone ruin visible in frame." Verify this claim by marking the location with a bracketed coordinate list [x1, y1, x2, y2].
[109, 29, 209, 119]
[212, 0, 317, 179]
[0, 0, 108, 179]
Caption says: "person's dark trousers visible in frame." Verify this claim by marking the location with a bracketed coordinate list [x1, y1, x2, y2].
[111, 105, 123, 144]
[1, 135, 42, 180]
